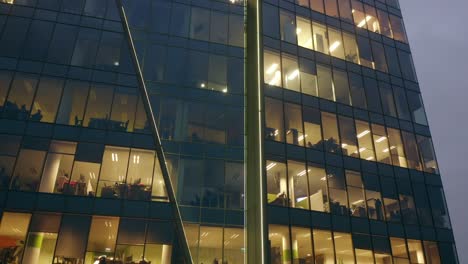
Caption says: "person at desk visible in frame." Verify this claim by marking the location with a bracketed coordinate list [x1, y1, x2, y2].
[271, 192, 288, 206]
[30, 109, 43, 121]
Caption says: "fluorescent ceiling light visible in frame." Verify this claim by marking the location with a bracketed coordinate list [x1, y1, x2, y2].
[297, 169, 310, 177]
[266, 162, 277, 171]
[287, 69, 300, 80]
[268, 71, 281, 86]
[357, 130, 370, 138]
[296, 197, 308, 202]
[357, 16, 372, 28]
[266, 63, 278, 75]
[298, 134, 308, 141]
[296, 28, 302, 34]
[375, 136, 387, 143]
[329, 41, 341, 52]
[359, 147, 366, 153]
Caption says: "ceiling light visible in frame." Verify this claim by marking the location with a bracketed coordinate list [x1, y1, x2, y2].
[222, 88, 228, 93]
[296, 28, 302, 34]
[359, 147, 366, 153]
[329, 41, 341, 52]
[297, 169, 310, 177]
[366, 156, 374, 161]
[200, 83, 206, 88]
[376, 136, 387, 143]
[357, 16, 372, 28]
[266, 63, 279, 75]
[296, 197, 308, 203]
[341, 143, 348, 148]
[352, 199, 364, 205]
[266, 162, 277, 171]
[298, 134, 308, 141]
[268, 71, 281, 86]
[287, 69, 300, 80]
[357, 130, 370, 138]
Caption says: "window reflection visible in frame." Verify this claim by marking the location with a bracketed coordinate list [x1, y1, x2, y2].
[265, 98, 284, 142]
[288, 161, 309, 209]
[266, 161, 288, 207]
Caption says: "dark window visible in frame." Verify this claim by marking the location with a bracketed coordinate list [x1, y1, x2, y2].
[0, 17, 30, 58]
[47, 24, 79, 65]
[169, 3, 190, 37]
[151, 0, 171, 34]
[22, 20, 54, 61]
[263, 3, 279, 39]
[71, 28, 101, 68]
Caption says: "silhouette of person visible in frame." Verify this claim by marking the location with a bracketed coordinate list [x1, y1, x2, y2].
[30, 109, 43, 121]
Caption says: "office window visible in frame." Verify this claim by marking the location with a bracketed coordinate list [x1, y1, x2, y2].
[416, 135, 438, 174]
[373, 236, 392, 264]
[0, 212, 31, 263]
[0, 135, 20, 190]
[265, 97, 284, 142]
[56, 81, 90, 126]
[423, 241, 441, 264]
[371, 41, 388, 72]
[377, 9, 393, 38]
[356, 36, 374, 68]
[223, 228, 245, 263]
[229, 14, 244, 47]
[109, 87, 138, 132]
[228, 57, 244, 95]
[39, 141, 76, 194]
[364, 77, 382, 113]
[263, 3, 280, 39]
[133, 97, 150, 133]
[269, 225, 291, 264]
[288, 161, 309, 209]
[282, 54, 300, 92]
[145, 221, 174, 263]
[384, 45, 402, 77]
[372, 124, 391, 164]
[299, 58, 318, 96]
[389, 15, 408, 43]
[356, 120, 375, 161]
[291, 226, 313, 263]
[386, 128, 407, 168]
[225, 162, 244, 209]
[264, 50, 282, 87]
[151, 0, 171, 34]
[399, 51, 418, 83]
[126, 0, 150, 28]
[11, 148, 46, 192]
[313, 229, 335, 263]
[427, 186, 450, 229]
[144, 44, 167, 82]
[313, 22, 329, 54]
[381, 177, 401, 222]
[84, 84, 114, 129]
[97, 146, 129, 198]
[333, 68, 351, 105]
[327, 167, 348, 216]
[379, 83, 397, 117]
[324, 0, 339, 18]
[407, 91, 428, 126]
[170, 3, 190, 37]
[280, 10, 297, 44]
[185, 224, 200, 262]
[285, 103, 304, 146]
[47, 24, 79, 65]
[328, 28, 345, 60]
[208, 54, 228, 92]
[71, 28, 100, 67]
[266, 161, 288, 207]
[364, 5, 380, 33]
[366, 187, 385, 221]
[321, 112, 341, 154]
[30, 77, 64, 123]
[391, 238, 410, 262]
[338, 116, 359, 158]
[210, 11, 229, 44]
[190, 7, 210, 41]
[129, 149, 156, 201]
[346, 170, 367, 218]
[178, 158, 202, 206]
[399, 193, 418, 224]
[0, 71, 12, 107]
[338, 0, 353, 23]
[303, 106, 323, 149]
[201, 159, 224, 208]
[3, 73, 38, 120]
[343, 32, 360, 64]
[351, 0, 367, 29]
[61, 0, 85, 14]
[348, 72, 367, 109]
[334, 233, 355, 264]
[393, 86, 412, 121]
[84, 0, 107, 18]
[197, 226, 223, 264]
[24, 213, 61, 264]
[297, 0, 309, 7]
[317, 64, 334, 101]
[413, 183, 433, 227]
[297, 17, 313, 50]
[308, 164, 329, 212]
[68, 161, 100, 196]
[115, 219, 146, 262]
[85, 216, 119, 263]
[401, 131, 422, 171]
[311, 0, 325, 13]
[407, 240, 425, 264]
[54, 215, 91, 264]
[185, 102, 204, 143]
[226, 106, 243, 146]
[186, 50, 208, 88]
[0, 17, 30, 58]
[22, 20, 54, 61]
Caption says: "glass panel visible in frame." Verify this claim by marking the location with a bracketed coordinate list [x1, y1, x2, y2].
[288, 161, 309, 209]
[311, 0, 325, 13]
[333, 68, 351, 105]
[24, 213, 61, 264]
[269, 225, 291, 264]
[229, 14, 244, 47]
[372, 124, 391, 164]
[39, 141, 76, 194]
[308, 164, 329, 212]
[328, 28, 345, 60]
[317, 64, 334, 101]
[299, 58, 318, 96]
[190, 7, 210, 41]
[85, 216, 119, 263]
[407, 240, 425, 264]
[313, 22, 329, 54]
[377, 9, 393, 38]
[348, 186, 367, 217]
[280, 11, 297, 44]
[0, 71, 12, 108]
[348, 73, 367, 109]
[98, 146, 130, 199]
[364, 77, 382, 113]
[185, 224, 200, 263]
[11, 149, 46, 192]
[265, 98, 284, 142]
[127, 149, 156, 201]
[69, 161, 100, 196]
[338, 0, 353, 23]
[297, 17, 313, 50]
[321, 112, 341, 154]
[385, 45, 401, 77]
[71, 28, 100, 67]
[225, 162, 244, 209]
[423, 241, 441, 264]
[95, 31, 122, 70]
[364, 5, 380, 33]
[380, 83, 397, 117]
[291, 226, 313, 263]
[109, 87, 138, 132]
[303, 106, 322, 149]
[391, 238, 409, 261]
[84, 84, 114, 129]
[313, 229, 335, 264]
[324, 0, 339, 18]
[285, 103, 304, 146]
[264, 50, 282, 87]
[328, 167, 348, 216]
[263, 3, 280, 39]
[343, 32, 360, 64]
[393, 86, 411, 121]
[371, 41, 388, 72]
[0, 212, 31, 264]
[338, 116, 359, 158]
[198, 226, 223, 264]
[152, 155, 168, 202]
[356, 36, 373, 68]
[266, 161, 289, 207]
[0, 156, 16, 190]
[355, 249, 374, 263]
[334, 233, 355, 264]
[355, 120, 375, 161]
[427, 186, 451, 228]
[3, 73, 38, 120]
[400, 194, 418, 225]
[398, 50, 417, 82]
[30, 77, 64, 123]
[208, 54, 228, 92]
[401, 131, 422, 171]
[351, 0, 367, 29]
[223, 227, 245, 264]
[282, 54, 300, 92]
[389, 15, 408, 43]
[386, 128, 407, 168]
[210, 11, 228, 44]
[407, 91, 428, 126]
[55, 215, 91, 263]
[56, 81, 89, 126]
[416, 136, 438, 174]
[170, 3, 190, 37]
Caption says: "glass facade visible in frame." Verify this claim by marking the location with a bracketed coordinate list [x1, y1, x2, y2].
[0, 0, 458, 264]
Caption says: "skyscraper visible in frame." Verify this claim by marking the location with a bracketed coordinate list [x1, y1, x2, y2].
[0, 0, 458, 263]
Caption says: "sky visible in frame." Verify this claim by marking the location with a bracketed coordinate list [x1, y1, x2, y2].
[399, 0, 468, 261]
